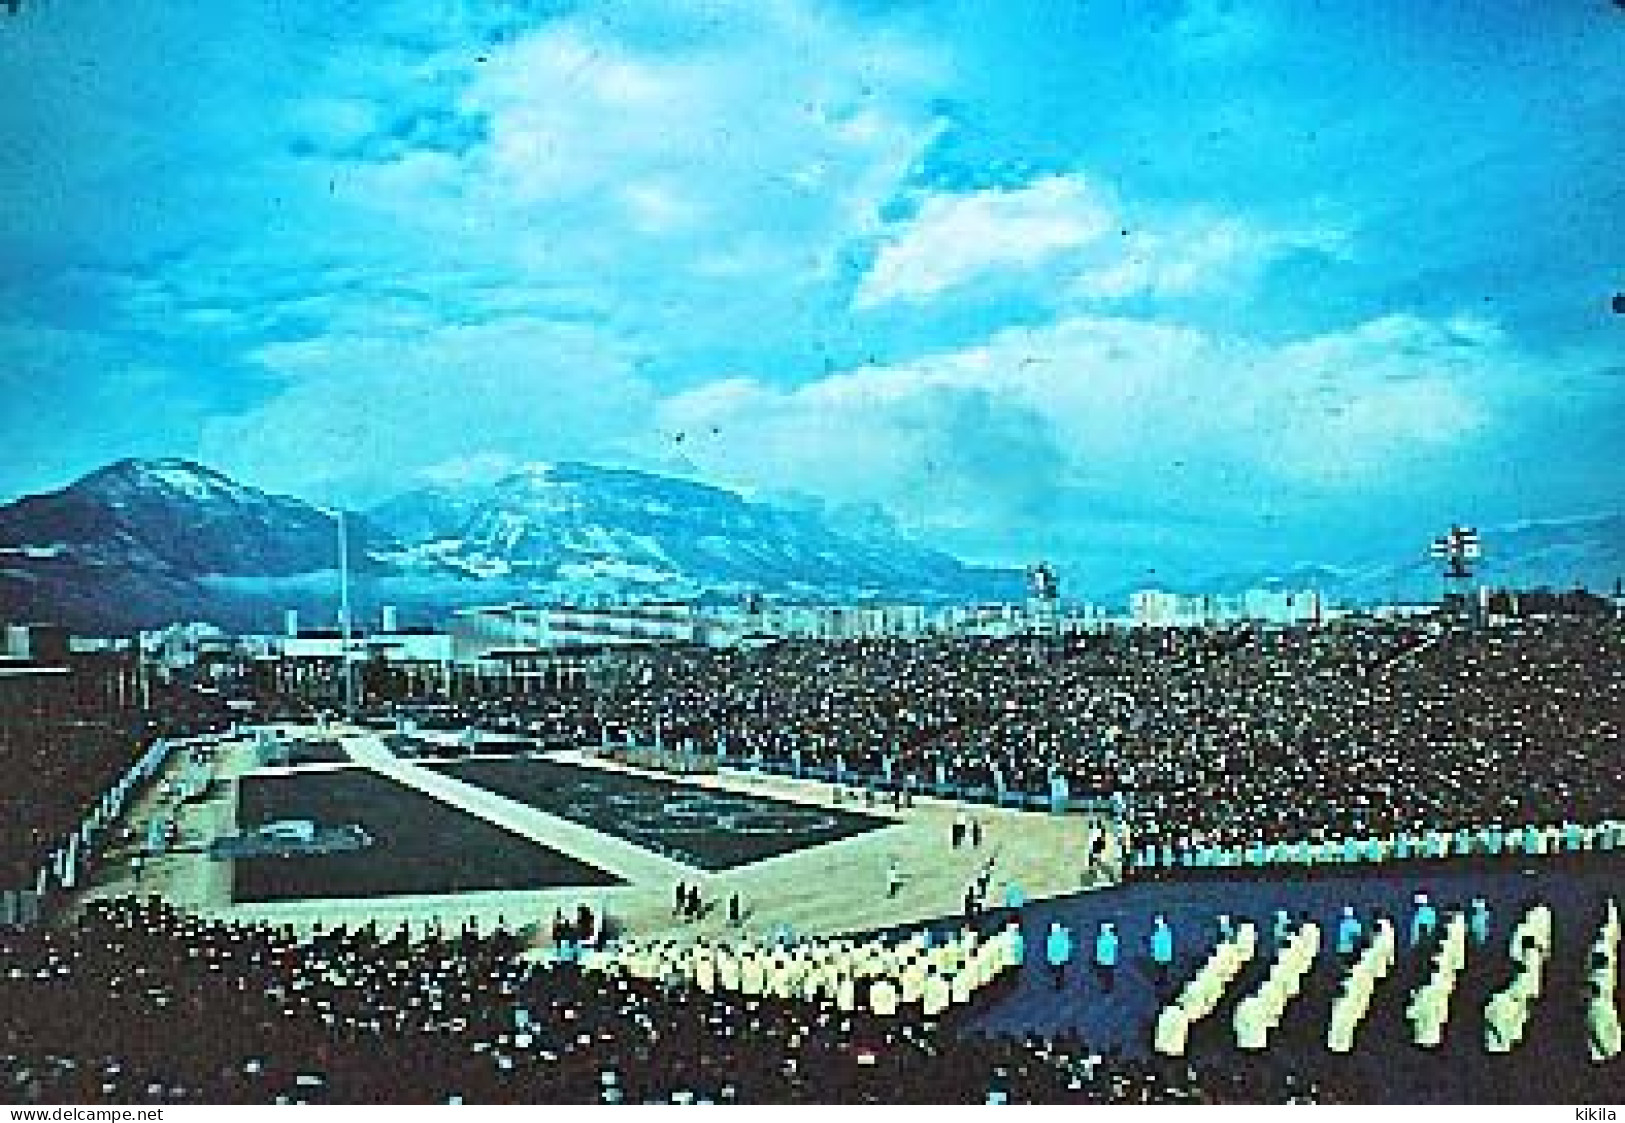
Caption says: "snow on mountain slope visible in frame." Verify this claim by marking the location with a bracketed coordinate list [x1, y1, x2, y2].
[0, 459, 1019, 631]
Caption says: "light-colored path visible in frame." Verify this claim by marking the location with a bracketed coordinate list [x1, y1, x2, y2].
[341, 733, 701, 884]
[71, 735, 249, 914]
[546, 749, 1113, 942]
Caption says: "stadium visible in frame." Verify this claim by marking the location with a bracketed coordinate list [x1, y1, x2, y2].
[4, 579, 1623, 1104]
[3, 0, 1624, 1111]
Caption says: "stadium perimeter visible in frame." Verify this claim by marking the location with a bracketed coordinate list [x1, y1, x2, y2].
[61, 720, 1625, 1101]
[75, 723, 1112, 944]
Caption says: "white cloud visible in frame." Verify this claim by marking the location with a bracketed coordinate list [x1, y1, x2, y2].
[855, 171, 1347, 311]
[202, 0, 957, 395]
[654, 310, 1524, 545]
[856, 174, 1115, 307]
[169, 2, 957, 503]
[1070, 215, 1346, 302]
[199, 319, 656, 501]
[415, 452, 530, 488]
[333, 0, 949, 295]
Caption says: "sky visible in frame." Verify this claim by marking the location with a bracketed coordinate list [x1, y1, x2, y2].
[0, 0, 1621, 586]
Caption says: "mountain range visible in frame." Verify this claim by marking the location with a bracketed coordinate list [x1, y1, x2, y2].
[0, 459, 1022, 633]
[0, 458, 1620, 635]
[1196, 513, 1625, 608]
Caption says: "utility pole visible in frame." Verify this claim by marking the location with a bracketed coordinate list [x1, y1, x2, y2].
[338, 510, 357, 720]
[1429, 525, 1481, 622]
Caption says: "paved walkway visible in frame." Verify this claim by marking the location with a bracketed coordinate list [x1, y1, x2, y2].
[544, 750, 1114, 943]
[340, 734, 702, 885]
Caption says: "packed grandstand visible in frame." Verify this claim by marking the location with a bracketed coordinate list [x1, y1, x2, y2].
[2, 608, 1621, 1103]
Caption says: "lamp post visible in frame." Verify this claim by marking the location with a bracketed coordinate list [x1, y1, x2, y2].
[338, 510, 358, 721]
[1429, 525, 1481, 618]
[1027, 561, 1060, 665]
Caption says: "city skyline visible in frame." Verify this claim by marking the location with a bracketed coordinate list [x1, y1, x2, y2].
[1, 0, 1621, 581]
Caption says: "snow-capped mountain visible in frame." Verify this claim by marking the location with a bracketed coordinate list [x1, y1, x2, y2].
[0, 459, 1019, 633]
[3, 457, 1618, 634]
[0, 459, 398, 632]
[369, 462, 998, 599]
[0, 458, 386, 577]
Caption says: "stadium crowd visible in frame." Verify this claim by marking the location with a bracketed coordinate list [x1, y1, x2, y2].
[0, 898, 1363, 1104]
[9, 888, 1620, 1104]
[479, 614, 1624, 866]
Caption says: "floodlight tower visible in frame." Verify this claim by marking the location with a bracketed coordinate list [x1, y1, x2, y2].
[337, 510, 358, 721]
[1027, 562, 1061, 662]
[1429, 525, 1481, 616]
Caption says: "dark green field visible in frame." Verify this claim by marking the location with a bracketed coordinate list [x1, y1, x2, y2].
[435, 759, 890, 871]
[235, 769, 622, 902]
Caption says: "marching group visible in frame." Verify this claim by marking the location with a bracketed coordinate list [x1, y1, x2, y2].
[580, 924, 1022, 1019]
[7, 885, 1616, 1103]
[0, 897, 1351, 1104]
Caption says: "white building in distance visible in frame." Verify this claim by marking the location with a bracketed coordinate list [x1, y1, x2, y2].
[1129, 588, 1323, 628]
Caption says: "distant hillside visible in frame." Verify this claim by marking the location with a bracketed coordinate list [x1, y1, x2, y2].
[0, 459, 1021, 633]
[367, 462, 1010, 601]
[1193, 513, 1625, 606]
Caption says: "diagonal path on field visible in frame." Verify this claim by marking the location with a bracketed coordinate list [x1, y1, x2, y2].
[341, 734, 703, 884]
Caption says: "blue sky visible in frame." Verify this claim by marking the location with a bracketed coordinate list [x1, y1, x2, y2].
[0, 0, 1620, 585]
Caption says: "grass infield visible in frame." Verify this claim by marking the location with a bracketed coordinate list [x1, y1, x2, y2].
[435, 758, 890, 871]
[234, 768, 623, 903]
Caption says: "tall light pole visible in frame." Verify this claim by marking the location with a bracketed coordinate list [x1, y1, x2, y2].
[1027, 561, 1059, 665]
[1429, 525, 1481, 617]
[338, 510, 357, 720]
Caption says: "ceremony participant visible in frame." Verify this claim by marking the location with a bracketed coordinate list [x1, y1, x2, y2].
[870, 976, 900, 1018]
[1150, 914, 1175, 991]
[1093, 922, 1118, 993]
[1469, 897, 1492, 947]
[1407, 978, 1450, 1049]
[1410, 893, 1438, 948]
[1484, 987, 1527, 1053]
[1153, 1001, 1191, 1058]
[1272, 908, 1292, 949]
[921, 970, 951, 1018]
[1586, 950, 1622, 1062]
[1335, 907, 1363, 963]
[1045, 922, 1073, 990]
[1234, 993, 1271, 1052]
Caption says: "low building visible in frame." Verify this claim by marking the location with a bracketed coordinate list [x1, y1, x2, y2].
[1, 622, 142, 720]
[758, 603, 929, 641]
[1129, 588, 1323, 628]
[0, 663, 72, 725]
[3, 623, 69, 665]
[934, 603, 1027, 638]
[450, 601, 704, 662]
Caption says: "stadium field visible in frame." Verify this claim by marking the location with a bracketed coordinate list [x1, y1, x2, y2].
[434, 757, 891, 871]
[234, 768, 623, 903]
